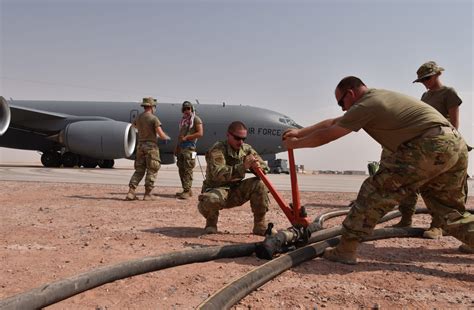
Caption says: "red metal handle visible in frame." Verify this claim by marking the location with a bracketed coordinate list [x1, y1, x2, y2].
[253, 149, 309, 227]
[253, 167, 295, 223]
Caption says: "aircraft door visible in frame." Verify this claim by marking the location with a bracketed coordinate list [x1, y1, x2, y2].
[130, 109, 139, 123]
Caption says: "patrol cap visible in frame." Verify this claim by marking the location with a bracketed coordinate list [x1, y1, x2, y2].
[141, 97, 157, 107]
[413, 61, 444, 83]
[182, 100, 194, 112]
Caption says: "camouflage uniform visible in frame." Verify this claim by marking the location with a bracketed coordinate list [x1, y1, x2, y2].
[347, 131, 471, 245]
[127, 98, 162, 199]
[129, 140, 161, 191]
[197, 140, 270, 234]
[395, 61, 465, 233]
[338, 89, 473, 249]
[176, 103, 203, 197]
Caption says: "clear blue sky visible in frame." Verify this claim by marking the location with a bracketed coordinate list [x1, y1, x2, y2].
[0, 0, 473, 172]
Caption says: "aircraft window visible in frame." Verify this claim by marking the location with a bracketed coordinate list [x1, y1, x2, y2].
[279, 116, 301, 128]
[287, 119, 301, 128]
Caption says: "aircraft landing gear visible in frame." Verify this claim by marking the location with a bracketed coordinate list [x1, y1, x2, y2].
[81, 158, 98, 168]
[61, 152, 80, 168]
[99, 159, 115, 169]
[41, 151, 61, 168]
[40, 151, 115, 169]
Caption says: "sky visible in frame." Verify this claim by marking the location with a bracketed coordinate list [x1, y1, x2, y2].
[0, 0, 473, 173]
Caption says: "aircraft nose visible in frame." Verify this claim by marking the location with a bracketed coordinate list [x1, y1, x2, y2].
[0, 96, 11, 136]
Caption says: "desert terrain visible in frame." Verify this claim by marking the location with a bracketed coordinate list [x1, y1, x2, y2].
[1, 179, 473, 309]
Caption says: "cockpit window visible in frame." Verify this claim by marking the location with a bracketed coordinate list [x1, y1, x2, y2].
[279, 116, 302, 129]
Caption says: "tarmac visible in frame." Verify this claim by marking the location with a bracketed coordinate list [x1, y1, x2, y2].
[1, 163, 473, 195]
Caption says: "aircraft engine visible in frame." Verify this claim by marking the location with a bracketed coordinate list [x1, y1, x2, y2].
[61, 120, 136, 159]
[0, 96, 11, 136]
[161, 153, 176, 165]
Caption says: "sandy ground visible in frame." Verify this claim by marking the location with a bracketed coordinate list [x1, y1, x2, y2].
[0, 181, 473, 309]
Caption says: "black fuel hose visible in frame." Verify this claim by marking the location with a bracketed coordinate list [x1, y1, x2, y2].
[0, 243, 256, 310]
[199, 207, 474, 309]
[2, 207, 471, 309]
[257, 209, 411, 259]
[198, 227, 425, 310]
[312, 209, 350, 229]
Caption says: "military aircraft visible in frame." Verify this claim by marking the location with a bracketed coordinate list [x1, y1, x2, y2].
[0, 96, 301, 168]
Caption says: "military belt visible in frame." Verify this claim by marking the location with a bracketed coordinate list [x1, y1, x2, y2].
[179, 141, 197, 149]
[419, 125, 456, 139]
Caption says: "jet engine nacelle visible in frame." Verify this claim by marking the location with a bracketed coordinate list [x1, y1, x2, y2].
[160, 153, 176, 165]
[0, 96, 11, 136]
[61, 120, 136, 159]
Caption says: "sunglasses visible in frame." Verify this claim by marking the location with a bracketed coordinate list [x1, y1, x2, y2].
[419, 76, 432, 82]
[228, 132, 247, 142]
[182, 107, 191, 111]
[337, 91, 348, 108]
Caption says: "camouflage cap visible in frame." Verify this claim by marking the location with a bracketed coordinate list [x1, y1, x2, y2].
[141, 97, 157, 107]
[413, 61, 444, 83]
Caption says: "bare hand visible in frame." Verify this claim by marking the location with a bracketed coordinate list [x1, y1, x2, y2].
[283, 137, 298, 150]
[282, 128, 299, 140]
[243, 155, 259, 170]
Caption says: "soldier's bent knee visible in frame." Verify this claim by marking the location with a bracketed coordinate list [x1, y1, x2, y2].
[198, 192, 222, 204]
[198, 201, 219, 217]
[254, 179, 267, 193]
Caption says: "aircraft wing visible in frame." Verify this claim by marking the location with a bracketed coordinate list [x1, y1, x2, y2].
[1, 98, 136, 160]
[9, 104, 112, 133]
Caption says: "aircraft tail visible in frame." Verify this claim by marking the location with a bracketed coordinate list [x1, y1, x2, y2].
[0, 96, 11, 136]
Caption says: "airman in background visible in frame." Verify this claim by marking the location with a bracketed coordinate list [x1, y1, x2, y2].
[391, 61, 472, 253]
[125, 97, 170, 201]
[283, 76, 473, 264]
[175, 101, 204, 200]
[197, 121, 272, 236]
[393, 62, 463, 231]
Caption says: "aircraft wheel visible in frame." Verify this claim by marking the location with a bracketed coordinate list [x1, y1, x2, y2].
[62, 152, 80, 168]
[41, 151, 61, 168]
[99, 159, 115, 169]
[82, 159, 98, 168]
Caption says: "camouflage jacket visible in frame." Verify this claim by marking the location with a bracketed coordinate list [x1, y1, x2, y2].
[202, 141, 269, 189]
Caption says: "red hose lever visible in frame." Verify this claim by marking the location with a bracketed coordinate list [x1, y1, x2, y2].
[253, 149, 310, 227]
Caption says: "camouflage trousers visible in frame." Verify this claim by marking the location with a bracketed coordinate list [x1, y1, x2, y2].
[343, 131, 473, 247]
[128, 142, 161, 191]
[197, 177, 270, 221]
[382, 147, 420, 223]
[176, 148, 196, 192]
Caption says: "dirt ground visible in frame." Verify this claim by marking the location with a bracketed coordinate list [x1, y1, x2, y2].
[0, 180, 473, 309]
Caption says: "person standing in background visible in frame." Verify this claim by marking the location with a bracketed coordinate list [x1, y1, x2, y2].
[175, 101, 203, 200]
[393, 62, 464, 241]
[125, 97, 170, 201]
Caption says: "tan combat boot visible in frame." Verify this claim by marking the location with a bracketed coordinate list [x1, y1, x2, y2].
[177, 190, 193, 200]
[423, 227, 443, 239]
[458, 243, 474, 254]
[204, 216, 218, 234]
[125, 187, 138, 201]
[252, 213, 277, 236]
[175, 190, 184, 197]
[143, 188, 154, 201]
[444, 212, 474, 248]
[323, 236, 359, 265]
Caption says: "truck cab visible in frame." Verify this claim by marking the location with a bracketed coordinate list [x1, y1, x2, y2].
[268, 158, 290, 174]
